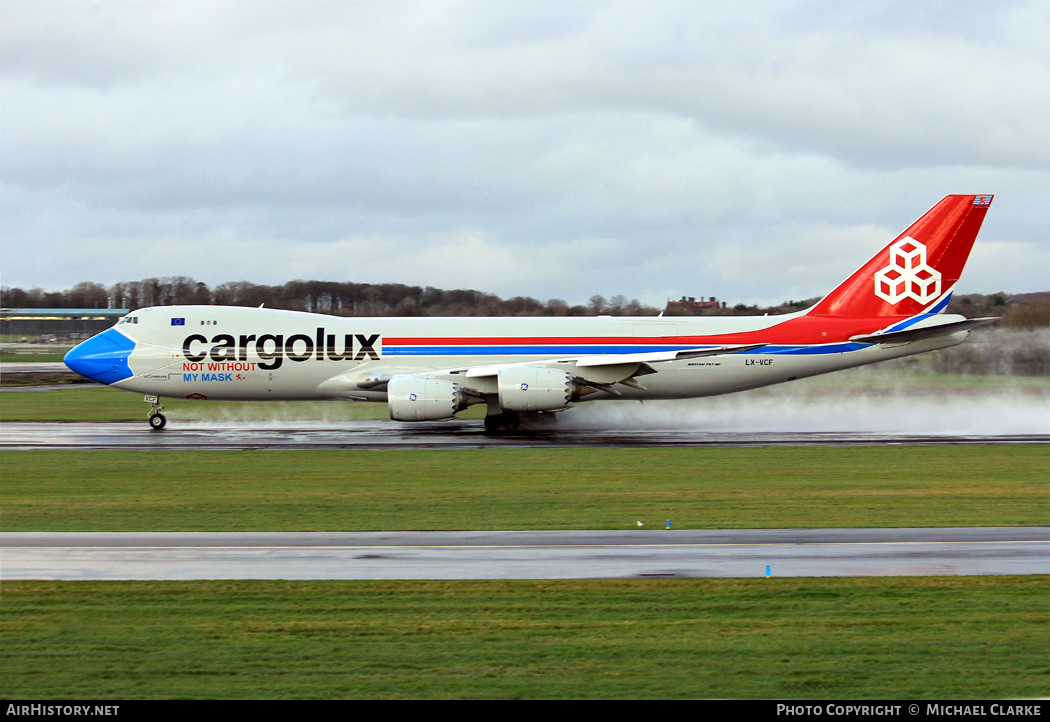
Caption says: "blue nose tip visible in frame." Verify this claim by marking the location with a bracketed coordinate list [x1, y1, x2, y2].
[64, 328, 136, 385]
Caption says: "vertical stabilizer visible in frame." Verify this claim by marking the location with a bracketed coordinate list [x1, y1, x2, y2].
[809, 195, 993, 317]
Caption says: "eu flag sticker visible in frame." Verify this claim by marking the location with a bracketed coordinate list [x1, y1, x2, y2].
[171, 318, 185, 326]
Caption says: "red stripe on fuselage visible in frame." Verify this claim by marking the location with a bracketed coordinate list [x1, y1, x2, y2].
[384, 316, 908, 347]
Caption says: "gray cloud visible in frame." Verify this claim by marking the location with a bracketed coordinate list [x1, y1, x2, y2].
[2, 0, 1047, 306]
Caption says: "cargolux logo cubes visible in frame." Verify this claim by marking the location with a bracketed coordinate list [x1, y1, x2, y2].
[874, 237, 941, 305]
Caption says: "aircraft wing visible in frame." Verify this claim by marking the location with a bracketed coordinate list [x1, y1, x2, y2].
[455, 343, 768, 393]
[462, 343, 766, 377]
[318, 343, 766, 398]
[850, 317, 996, 345]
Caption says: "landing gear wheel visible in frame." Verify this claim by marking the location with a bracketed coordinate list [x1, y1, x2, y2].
[483, 410, 521, 432]
[144, 394, 166, 430]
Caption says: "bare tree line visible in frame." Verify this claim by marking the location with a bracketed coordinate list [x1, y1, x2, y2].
[2, 278, 1047, 329]
[0, 277, 665, 318]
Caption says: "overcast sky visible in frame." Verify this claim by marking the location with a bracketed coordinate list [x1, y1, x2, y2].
[2, 0, 1048, 307]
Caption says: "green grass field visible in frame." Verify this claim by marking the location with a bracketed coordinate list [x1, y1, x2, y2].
[0, 352, 68, 363]
[0, 386, 402, 420]
[3, 383, 1047, 699]
[4, 446, 1047, 531]
[2, 577, 1046, 699]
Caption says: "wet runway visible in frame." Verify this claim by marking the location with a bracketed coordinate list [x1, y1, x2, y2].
[3, 528, 1046, 580]
[4, 420, 1046, 449]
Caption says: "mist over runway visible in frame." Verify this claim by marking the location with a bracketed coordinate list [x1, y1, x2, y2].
[6, 360, 1046, 447]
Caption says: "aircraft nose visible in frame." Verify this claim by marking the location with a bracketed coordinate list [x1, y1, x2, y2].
[64, 328, 136, 385]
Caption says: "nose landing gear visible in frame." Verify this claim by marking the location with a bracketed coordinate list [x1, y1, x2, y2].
[145, 395, 167, 431]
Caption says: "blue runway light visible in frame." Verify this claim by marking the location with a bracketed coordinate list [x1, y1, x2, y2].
[64, 328, 136, 385]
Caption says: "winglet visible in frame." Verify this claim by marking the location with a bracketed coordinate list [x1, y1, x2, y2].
[809, 195, 993, 317]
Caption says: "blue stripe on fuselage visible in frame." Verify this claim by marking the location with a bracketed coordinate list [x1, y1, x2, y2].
[385, 345, 698, 356]
[885, 314, 935, 333]
[742, 342, 869, 355]
[925, 292, 953, 314]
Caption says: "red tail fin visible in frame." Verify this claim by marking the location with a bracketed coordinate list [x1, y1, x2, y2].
[809, 195, 993, 317]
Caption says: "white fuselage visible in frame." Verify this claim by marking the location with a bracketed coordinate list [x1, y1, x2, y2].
[103, 305, 966, 404]
[62, 195, 994, 427]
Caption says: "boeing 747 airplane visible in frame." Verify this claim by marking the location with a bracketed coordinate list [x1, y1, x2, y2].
[64, 195, 996, 431]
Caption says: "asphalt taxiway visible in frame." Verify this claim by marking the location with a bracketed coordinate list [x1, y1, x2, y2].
[4, 420, 1046, 449]
[3, 528, 1046, 580]
[0, 361, 70, 375]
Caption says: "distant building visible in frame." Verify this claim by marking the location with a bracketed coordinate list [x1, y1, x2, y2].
[664, 296, 724, 314]
[0, 308, 128, 340]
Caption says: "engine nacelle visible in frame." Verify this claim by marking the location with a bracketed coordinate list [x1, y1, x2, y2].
[388, 376, 468, 421]
[498, 366, 578, 412]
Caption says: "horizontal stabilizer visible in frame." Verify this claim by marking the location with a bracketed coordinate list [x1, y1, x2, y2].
[850, 317, 996, 345]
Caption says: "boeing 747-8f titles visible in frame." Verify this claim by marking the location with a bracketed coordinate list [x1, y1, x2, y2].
[65, 195, 996, 432]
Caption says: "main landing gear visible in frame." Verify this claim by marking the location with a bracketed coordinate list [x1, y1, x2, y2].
[484, 410, 520, 433]
[483, 395, 520, 433]
[482, 409, 558, 432]
[145, 395, 167, 431]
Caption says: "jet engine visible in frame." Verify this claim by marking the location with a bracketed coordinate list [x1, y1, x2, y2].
[387, 376, 471, 421]
[497, 366, 584, 412]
